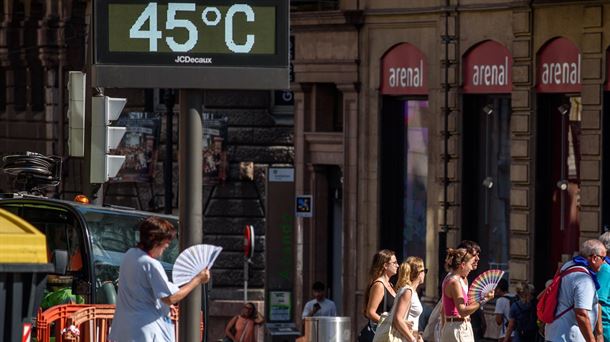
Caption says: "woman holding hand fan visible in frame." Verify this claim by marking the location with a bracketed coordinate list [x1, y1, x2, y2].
[440, 248, 494, 342]
[109, 216, 211, 342]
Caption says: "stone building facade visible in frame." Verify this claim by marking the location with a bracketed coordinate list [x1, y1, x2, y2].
[0, 1, 293, 339]
[292, 0, 610, 336]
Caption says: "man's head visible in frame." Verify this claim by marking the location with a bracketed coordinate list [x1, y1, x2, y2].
[312, 281, 326, 301]
[458, 240, 481, 270]
[494, 278, 509, 297]
[580, 239, 607, 272]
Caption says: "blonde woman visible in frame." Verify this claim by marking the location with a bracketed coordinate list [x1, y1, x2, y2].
[441, 248, 494, 342]
[359, 250, 398, 342]
[392, 256, 427, 342]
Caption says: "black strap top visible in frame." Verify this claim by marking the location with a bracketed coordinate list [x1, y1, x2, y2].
[372, 280, 395, 315]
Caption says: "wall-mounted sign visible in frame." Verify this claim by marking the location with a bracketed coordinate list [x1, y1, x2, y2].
[93, 0, 289, 89]
[536, 37, 581, 93]
[380, 43, 428, 96]
[463, 40, 512, 94]
[295, 195, 312, 218]
[269, 168, 294, 182]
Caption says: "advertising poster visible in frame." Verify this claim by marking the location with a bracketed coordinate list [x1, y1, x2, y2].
[111, 112, 161, 183]
[269, 291, 291, 322]
[202, 114, 228, 185]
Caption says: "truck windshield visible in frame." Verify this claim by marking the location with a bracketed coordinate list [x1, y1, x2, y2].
[78, 207, 179, 289]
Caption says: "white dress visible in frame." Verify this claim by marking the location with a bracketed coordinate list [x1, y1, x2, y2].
[108, 248, 180, 342]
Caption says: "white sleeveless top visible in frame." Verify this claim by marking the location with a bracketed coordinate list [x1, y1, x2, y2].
[397, 286, 423, 331]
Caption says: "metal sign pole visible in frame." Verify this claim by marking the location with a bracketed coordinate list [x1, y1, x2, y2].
[244, 257, 248, 303]
[178, 89, 203, 342]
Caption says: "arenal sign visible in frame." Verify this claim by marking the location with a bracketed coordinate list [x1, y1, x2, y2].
[380, 43, 428, 96]
[463, 40, 512, 94]
[92, 0, 289, 89]
[536, 37, 581, 93]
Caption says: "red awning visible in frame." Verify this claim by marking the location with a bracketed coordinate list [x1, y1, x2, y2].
[536, 37, 581, 93]
[380, 43, 428, 96]
[463, 40, 512, 94]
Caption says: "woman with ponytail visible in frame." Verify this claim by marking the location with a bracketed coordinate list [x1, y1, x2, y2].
[440, 248, 494, 342]
[392, 257, 426, 342]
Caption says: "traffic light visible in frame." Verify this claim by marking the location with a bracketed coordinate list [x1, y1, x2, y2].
[90, 95, 127, 183]
[67, 72, 86, 157]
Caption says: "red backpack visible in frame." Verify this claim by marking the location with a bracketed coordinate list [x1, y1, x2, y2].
[536, 266, 588, 324]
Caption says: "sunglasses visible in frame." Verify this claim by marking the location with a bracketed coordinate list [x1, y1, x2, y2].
[420, 268, 428, 274]
[605, 256, 610, 265]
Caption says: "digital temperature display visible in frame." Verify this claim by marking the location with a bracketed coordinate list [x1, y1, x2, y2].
[93, 0, 289, 89]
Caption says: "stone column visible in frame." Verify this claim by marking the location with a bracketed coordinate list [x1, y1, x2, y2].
[438, 9, 460, 253]
[578, 5, 604, 239]
[337, 82, 358, 323]
[293, 83, 311, 324]
[509, 7, 534, 282]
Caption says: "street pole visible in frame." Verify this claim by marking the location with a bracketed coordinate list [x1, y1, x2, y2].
[179, 89, 203, 342]
[244, 257, 248, 302]
[164, 90, 175, 215]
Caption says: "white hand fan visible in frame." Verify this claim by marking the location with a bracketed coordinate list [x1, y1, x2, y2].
[172, 244, 222, 286]
[467, 269, 505, 303]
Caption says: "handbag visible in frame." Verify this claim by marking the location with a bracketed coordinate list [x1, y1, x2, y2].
[358, 321, 377, 342]
[373, 286, 414, 342]
[358, 281, 389, 342]
[422, 300, 442, 342]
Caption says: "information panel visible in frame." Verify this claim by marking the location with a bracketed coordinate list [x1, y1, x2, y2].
[93, 0, 289, 89]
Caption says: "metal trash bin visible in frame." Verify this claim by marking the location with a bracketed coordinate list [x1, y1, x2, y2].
[303, 316, 351, 342]
[265, 322, 301, 342]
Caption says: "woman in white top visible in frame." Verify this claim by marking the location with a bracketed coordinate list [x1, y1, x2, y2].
[393, 256, 426, 342]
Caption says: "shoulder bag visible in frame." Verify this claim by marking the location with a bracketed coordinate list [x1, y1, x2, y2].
[373, 286, 413, 342]
[358, 281, 389, 342]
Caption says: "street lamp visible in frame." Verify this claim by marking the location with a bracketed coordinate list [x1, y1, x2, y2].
[482, 176, 494, 189]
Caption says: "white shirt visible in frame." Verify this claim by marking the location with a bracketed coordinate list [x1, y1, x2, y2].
[302, 298, 337, 318]
[406, 287, 423, 331]
[545, 262, 599, 342]
[109, 248, 180, 342]
[494, 295, 513, 338]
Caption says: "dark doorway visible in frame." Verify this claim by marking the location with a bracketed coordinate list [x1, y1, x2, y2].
[380, 97, 430, 261]
[462, 95, 511, 278]
[535, 94, 582, 290]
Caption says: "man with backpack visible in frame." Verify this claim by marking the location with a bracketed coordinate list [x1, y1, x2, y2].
[597, 232, 610, 342]
[494, 278, 516, 341]
[542, 239, 606, 342]
[504, 282, 539, 342]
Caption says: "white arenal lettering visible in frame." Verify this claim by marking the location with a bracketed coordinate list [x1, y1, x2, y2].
[471, 56, 508, 86]
[387, 59, 423, 88]
[174, 56, 213, 64]
[541, 54, 581, 85]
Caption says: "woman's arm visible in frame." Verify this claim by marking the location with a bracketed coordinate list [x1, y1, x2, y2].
[446, 279, 490, 317]
[224, 315, 238, 341]
[161, 268, 210, 305]
[392, 288, 417, 342]
[254, 311, 265, 325]
[365, 282, 385, 322]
